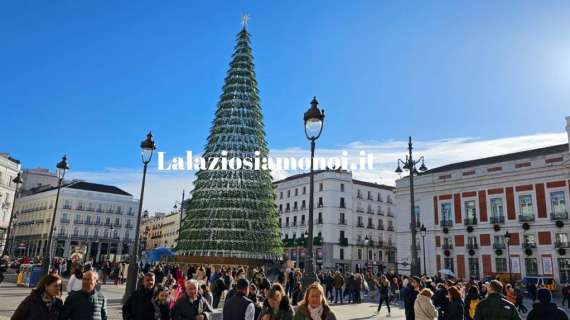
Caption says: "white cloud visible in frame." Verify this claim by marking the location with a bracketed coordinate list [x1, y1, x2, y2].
[68, 132, 567, 213]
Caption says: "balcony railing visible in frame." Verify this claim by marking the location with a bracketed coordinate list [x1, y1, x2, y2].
[555, 241, 570, 248]
[367, 224, 375, 229]
[466, 243, 479, 249]
[338, 219, 346, 225]
[60, 218, 70, 224]
[442, 243, 454, 250]
[338, 238, 349, 246]
[493, 243, 506, 249]
[357, 222, 364, 228]
[490, 215, 505, 224]
[377, 225, 384, 230]
[316, 218, 323, 224]
[464, 217, 477, 225]
[519, 214, 535, 222]
[387, 226, 394, 231]
[551, 211, 569, 220]
[522, 242, 537, 249]
[440, 220, 453, 227]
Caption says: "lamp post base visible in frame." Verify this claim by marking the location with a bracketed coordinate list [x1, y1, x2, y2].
[301, 256, 318, 291]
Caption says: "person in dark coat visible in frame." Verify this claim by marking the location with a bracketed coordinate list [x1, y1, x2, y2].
[527, 288, 569, 320]
[463, 285, 480, 320]
[402, 276, 420, 320]
[212, 271, 227, 308]
[11, 274, 63, 320]
[258, 283, 294, 320]
[59, 271, 108, 320]
[222, 278, 254, 320]
[123, 272, 156, 320]
[432, 283, 449, 320]
[152, 286, 171, 320]
[172, 280, 212, 320]
[474, 280, 521, 320]
[446, 286, 464, 320]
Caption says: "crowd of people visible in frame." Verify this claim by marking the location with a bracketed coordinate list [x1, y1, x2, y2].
[5, 257, 570, 320]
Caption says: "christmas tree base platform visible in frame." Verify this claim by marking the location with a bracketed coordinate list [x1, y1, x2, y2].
[172, 255, 280, 267]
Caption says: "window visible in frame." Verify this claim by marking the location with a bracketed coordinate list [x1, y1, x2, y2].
[287, 190, 291, 198]
[467, 236, 478, 248]
[279, 204, 283, 212]
[301, 215, 306, 225]
[559, 258, 570, 283]
[378, 219, 383, 229]
[378, 251, 383, 261]
[293, 216, 297, 226]
[441, 203, 452, 221]
[303, 187, 306, 194]
[295, 188, 298, 196]
[414, 206, 420, 225]
[358, 249, 362, 260]
[368, 217, 373, 228]
[317, 212, 323, 223]
[340, 248, 344, 260]
[340, 197, 345, 208]
[280, 192, 283, 199]
[340, 184, 345, 192]
[496, 258, 508, 273]
[524, 234, 536, 246]
[293, 201, 298, 211]
[367, 191, 372, 200]
[377, 193, 382, 202]
[357, 216, 364, 227]
[319, 183, 323, 191]
[556, 233, 569, 247]
[357, 189, 363, 199]
[465, 200, 477, 219]
[318, 197, 323, 207]
[525, 258, 538, 276]
[301, 200, 306, 209]
[285, 217, 289, 226]
[490, 198, 504, 221]
[550, 191, 566, 214]
[339, 212, 345, 224]
[368, 250, 373, 260]
[519, 194, 534, 216]
[444, 258, 454, 271]
[468, 258, 480, 279]
[286, 203, 290, 212]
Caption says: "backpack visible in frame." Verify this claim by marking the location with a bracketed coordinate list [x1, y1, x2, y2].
[469, 298, 480, 319]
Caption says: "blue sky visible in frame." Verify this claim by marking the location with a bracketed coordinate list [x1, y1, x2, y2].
[2, 1, 569, 211]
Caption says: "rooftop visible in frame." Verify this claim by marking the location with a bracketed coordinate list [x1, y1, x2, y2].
[28, 180, 132, 197]
[272, 168, 394, 191]
[423, 143, 569, 175]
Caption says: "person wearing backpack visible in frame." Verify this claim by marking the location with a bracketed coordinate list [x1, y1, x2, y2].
[464, 285, 480, 320]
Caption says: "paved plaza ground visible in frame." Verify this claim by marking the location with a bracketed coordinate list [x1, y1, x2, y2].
[1, 274, 569, 320]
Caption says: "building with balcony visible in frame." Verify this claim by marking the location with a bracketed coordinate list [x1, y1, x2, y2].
[10, 180, 138, 262]
[274, 168, 396, 273]
[139, 211, 180, 250]
[0, 153, 21, 253]
[396, 116, 570, 283]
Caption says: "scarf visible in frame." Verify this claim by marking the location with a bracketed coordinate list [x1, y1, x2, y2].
[41, 293, 56, 312]
[307, 304, 323, 320]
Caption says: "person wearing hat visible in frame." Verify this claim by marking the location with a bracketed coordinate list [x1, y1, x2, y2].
[526, 288, 569, 320]
[222, 278, 255, 320]
[474, 280, 521, 320]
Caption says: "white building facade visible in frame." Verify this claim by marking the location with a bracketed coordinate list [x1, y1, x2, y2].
[0, 153, 21, 253]
[11, 181, 139, 262]
[396, 116, 570, 283]
[274, 169, 397, 273]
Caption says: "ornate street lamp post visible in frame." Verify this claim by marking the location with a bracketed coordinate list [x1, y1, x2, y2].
[124, 132, 156, 301]
[42, 155, 69, 275]
[395, 137, 427, 276]
[505, 231, 512, 284]
[3, 172, 23, 257]
[301, 97, 324, 290]
[420, 224, 427, 275]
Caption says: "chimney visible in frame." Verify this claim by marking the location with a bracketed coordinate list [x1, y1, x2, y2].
[566, 116, 570, 147]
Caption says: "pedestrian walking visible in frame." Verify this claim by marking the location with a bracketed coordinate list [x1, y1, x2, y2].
[222, 278, 254, 320]
[414, 288, 438, 320]
[332, 272, 343, 304]
[474, 280, 521, 320]
[562, 283, 570, 309]
[123, 272, 157, 320]
[446, 286, 464, 320]
[259, 283, 294, 320]
[11, 274, 63, 320]
[291, 282, 304, 306]
[152, 286, 172, 320]
[402, 276, 421, 320]
[293, 282, 337, 320]
[59, 271, 108, 320]
[172, 279, 212, 320]
[527, 288, 569, 320]
[376, 275, 391, 317]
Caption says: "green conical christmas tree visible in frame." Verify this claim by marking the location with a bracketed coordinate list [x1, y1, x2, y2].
[177, 27, 282, 259]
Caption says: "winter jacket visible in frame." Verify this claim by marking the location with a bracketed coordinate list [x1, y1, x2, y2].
[432, 288, 449, 318]
[333, 274, 344, 289]
[11, 290, 63, 320]
[258, 299, 294, 320]
[402, 285, 419, 319]
[292, 304, 336, 320]
[122, 287, 156, 320]
[59, 289, 107, 320]
[171, 294, 212, 320]
[447, 297, 464, 320]
[474, 292, 521, 320]
[527, 302, 569, 320]
[414, 294, 438, 320]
